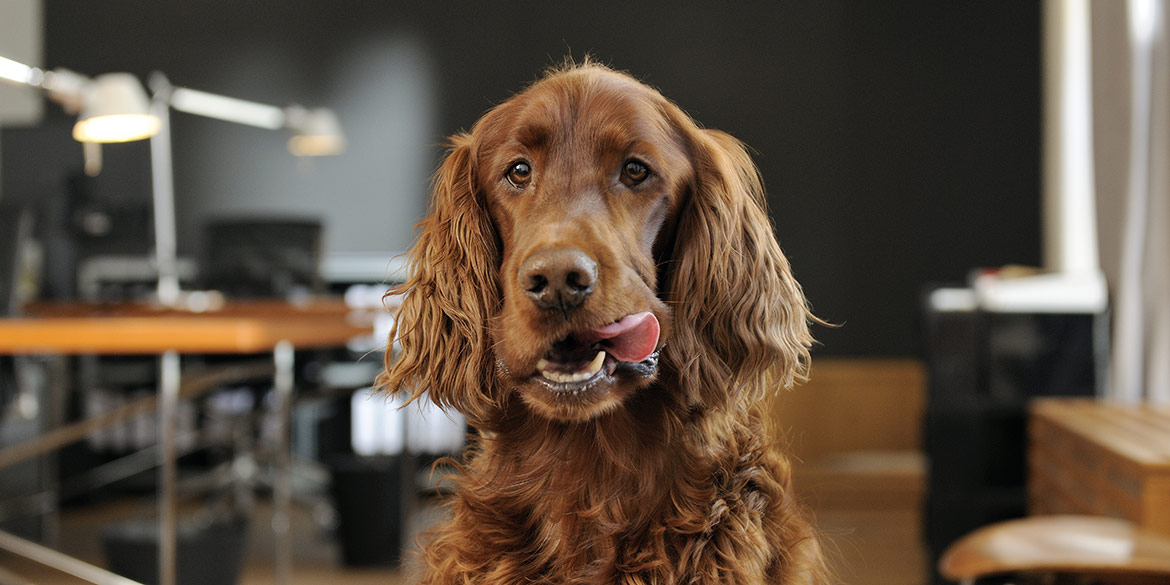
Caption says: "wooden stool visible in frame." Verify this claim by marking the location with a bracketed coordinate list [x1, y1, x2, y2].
[938, 515, 1170, 584]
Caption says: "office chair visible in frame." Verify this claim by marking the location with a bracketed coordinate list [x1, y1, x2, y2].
[939, 515, 1170, 585]
[200, 217, 323, 299]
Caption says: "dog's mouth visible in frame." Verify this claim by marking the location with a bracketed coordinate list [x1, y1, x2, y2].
[533, 312, 660, 392]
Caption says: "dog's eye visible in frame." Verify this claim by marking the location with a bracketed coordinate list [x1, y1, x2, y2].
[621, 160, 650, 187]
[506, 161, 532, 188]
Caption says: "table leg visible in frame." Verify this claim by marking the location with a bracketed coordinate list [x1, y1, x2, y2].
[158, 351, 179, 585]
[272, 341, 294, 585]
[39, 355, 68, 547]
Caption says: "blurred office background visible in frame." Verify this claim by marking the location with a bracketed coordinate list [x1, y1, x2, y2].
[0, 2, 1091, 585]
[4, 0, 1043, 353]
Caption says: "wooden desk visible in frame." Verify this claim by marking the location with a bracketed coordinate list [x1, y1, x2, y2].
[2, 298, 375, 354]
[0, 298, 381, 585]
[1030, 399, 1170, 536]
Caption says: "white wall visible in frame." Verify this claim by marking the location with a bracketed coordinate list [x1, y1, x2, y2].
[0, 0, 43, 199]
[0, 0, 41, 125]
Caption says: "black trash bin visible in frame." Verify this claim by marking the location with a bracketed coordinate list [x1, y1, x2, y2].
[328, 455, 405, 567]
[102, 518, 247, 585]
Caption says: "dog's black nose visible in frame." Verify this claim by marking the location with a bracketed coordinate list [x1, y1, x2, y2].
[519, 248, 597, 315]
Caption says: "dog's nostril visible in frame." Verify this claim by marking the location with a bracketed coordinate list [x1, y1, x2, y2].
[519, 249, 598, 314]
[527, 274, 549, 294]
[565, 271, 593, 293]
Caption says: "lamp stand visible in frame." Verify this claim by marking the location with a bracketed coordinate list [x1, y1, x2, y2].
[149, 85, 181, 309]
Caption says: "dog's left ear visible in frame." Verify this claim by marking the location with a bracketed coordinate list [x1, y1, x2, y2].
[377, 135, 503, 424]
[664, 128, 814, 407]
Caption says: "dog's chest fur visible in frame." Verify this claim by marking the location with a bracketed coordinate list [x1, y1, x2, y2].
[429, 405, 787, 584]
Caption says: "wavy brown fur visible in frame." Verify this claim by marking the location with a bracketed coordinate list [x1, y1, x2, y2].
[378, 61, 826, 584]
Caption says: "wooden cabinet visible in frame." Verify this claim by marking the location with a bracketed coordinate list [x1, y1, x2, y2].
[1029, 399, 1170, 536]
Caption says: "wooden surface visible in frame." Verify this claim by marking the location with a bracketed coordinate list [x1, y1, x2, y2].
[1030, 399, 1170, 536]
[0, 298, 380, 355]
[777, 358, 929, 585]
[773, 358, 926, 462]
[938, 515, 1170, 581]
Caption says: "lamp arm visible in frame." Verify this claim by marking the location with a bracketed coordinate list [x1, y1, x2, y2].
[0, 56, 91, 113]
[167, 86, 286, 130]
[0, 56, 37, 87]
[145, 72, 343, 156]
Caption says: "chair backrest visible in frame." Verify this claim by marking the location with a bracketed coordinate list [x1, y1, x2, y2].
[201, 217, 324, 299]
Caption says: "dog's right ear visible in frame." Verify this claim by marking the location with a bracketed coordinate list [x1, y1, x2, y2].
[662, 127, 814, 410]
[376, 134, 503, 424]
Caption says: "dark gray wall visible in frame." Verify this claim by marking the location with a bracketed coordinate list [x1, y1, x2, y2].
[40, 0, 1042, 356]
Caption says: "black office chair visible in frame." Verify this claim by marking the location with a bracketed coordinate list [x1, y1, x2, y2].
[197, 217, 339, 528]
[200, 218, 324, 299]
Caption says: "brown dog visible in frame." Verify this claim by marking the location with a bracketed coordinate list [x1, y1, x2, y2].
[380, 61, 825, 584]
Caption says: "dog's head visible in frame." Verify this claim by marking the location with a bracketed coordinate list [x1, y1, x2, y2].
[379, 63, 813, 425]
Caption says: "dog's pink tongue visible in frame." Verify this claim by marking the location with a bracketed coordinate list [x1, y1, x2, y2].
[582, 312, 660, 363]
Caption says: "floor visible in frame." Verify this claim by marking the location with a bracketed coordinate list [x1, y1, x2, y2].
[799, 451, 928, 585]
[0, 454, 928, 585]
[1, 494, 412, 585]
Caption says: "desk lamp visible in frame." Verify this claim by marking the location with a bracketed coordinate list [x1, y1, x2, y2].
[146, 73, 345, 309]
[0, 55, 159, 174]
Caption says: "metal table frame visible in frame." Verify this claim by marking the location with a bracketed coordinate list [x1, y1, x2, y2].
[0, 300, 375, 585]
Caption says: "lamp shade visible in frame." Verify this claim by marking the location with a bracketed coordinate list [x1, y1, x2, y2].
[286, 107, 345, 156]
[73, 73, 160, 143]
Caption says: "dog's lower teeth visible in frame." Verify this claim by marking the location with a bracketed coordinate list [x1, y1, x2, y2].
[538, 351, 606, 383]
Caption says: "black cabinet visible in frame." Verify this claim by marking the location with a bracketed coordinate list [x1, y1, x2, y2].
[922, 292, 1101, 583]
